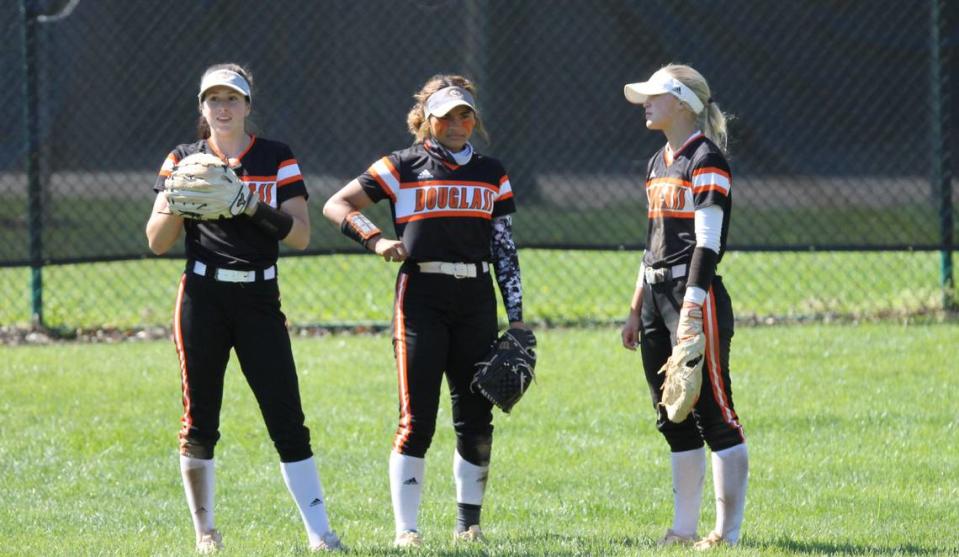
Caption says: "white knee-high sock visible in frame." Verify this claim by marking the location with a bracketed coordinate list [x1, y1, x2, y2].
[670, 447, 706, 538]
[712, 443, 749, 544]
[280, 457, 332, 546]
[389, 451, 425, 533]
[453, 450, 489, 505]
[180, 455, 215, 542]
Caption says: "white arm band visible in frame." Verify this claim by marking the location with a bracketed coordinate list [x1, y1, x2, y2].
[694, 204, 723, 253]
[684, 286, 707, 304]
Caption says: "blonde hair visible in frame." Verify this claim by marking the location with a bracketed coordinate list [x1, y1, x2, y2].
[660, 64, 729, 152]
[406, 74, 489, 144]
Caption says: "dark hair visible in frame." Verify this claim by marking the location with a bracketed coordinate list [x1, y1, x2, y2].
[196, 63, 254, 140]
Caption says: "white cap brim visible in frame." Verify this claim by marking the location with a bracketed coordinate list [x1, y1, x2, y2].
[624, 81, 671, 105]
[425, 86, 477, 118]
[624, 69, 704, 114]
[198, 70, 252, 103]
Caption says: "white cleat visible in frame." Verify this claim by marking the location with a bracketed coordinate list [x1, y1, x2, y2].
[657, 528, 698, 546]
[394, 530, 424, 548]
[196, 529, 223, 554]
[693, 531, 732, 551]
[310, 530, 344, 552]
[453, 525, 486, 543]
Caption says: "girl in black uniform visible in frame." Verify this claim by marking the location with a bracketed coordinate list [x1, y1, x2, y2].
[619, 64, 748, 550]
[145, 63, 341, 553]
[323, 74, 529, 548]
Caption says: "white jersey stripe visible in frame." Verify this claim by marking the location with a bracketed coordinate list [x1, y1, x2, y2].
[692, 172, 731, 195]
[276, 162, 302, 184]
[372, 157, 401, 199]
[497, 177, 513, 199]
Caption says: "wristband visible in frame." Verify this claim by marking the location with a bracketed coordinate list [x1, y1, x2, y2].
[248, 203, 294, 240]
[340, 211, 381, 251]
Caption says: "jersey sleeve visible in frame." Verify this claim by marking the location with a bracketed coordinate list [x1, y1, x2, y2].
[275, 143, 308, 204]
[357, 153, 401, 204]
[691, 150, 732, 210]
[154, 149, 179, 193]
[491, 160, 517, 217]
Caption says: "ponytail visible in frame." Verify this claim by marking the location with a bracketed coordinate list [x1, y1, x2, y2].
[661, 64, 730, 153]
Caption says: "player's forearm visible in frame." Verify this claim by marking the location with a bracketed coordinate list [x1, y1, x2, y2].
[628, 285, 644, 315]
[279, 215, 310, 250]
[323, 179, 373, 226]
[628, 261, 645, 314]
[145, 194, 183, 255]
[146, 215, 183, 255]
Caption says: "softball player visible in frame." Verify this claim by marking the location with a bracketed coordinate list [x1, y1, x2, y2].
[323, 74, 529, 548]
[145, 63, 341, 553]
[619, 64, 749, 550]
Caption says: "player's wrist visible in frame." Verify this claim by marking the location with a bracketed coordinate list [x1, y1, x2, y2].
[682, 286, 707, 306]
[365, 233, 383, 252]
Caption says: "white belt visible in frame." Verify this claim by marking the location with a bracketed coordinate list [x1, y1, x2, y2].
[417, 261, 489, 279]
[644, 263, 687, 285]
[193, 261, 276, 283]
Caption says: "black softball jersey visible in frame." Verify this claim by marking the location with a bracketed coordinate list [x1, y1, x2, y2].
[154, 136, 308, 269]
[356, 139, 516, 261]
[643, 132, 732, 269]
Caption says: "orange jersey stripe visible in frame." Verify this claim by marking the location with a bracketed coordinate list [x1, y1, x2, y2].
[692, 166, 731, 179]
[276, 176, 301, 187]
[371, 173, 397, 202]
[646, 177, 692, 188]
[399, 179, 499, 191]
[692, 185, 730, 196]
[396, 210, 493, 223]
[648, 209, 694, 219]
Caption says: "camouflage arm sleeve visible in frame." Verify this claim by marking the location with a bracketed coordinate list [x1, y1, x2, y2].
[490, 215, 523, 323]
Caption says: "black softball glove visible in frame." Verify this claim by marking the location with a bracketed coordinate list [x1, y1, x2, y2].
[471, 328, 537, 413]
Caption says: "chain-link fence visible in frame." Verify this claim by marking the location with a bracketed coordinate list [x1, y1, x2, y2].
[2, 0, 955, 332]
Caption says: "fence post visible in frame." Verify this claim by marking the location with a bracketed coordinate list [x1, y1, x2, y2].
[931, 0, 954, 311]
[19, 0, 44, 327]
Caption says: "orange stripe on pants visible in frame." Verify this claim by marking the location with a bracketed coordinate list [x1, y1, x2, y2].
[703, 288, 742, 434]
[392, 273, 413, 451]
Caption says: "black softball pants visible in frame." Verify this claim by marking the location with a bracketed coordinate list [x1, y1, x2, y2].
[390, 264, 499, 465]
[173, 270, 312, 462]
[640, 275, 745, 453]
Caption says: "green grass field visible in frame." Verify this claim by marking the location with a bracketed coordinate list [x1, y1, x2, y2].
[2, 324, 957, 556]
[0, 250, 953, 331]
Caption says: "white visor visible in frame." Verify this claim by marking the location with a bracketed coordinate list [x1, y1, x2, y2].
[198, 69, 252, 103]
[424, 86, 476, 118]
[624, 69, 704, 114]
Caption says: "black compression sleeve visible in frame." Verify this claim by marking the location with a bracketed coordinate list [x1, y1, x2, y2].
[686, 247, 719, 291]
[248, 203, 294, 241]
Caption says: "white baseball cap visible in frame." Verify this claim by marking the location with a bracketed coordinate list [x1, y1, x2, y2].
[198, 69, 252, 103]
[424, 86, 477, 118]
[624, 68, 704, 114]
